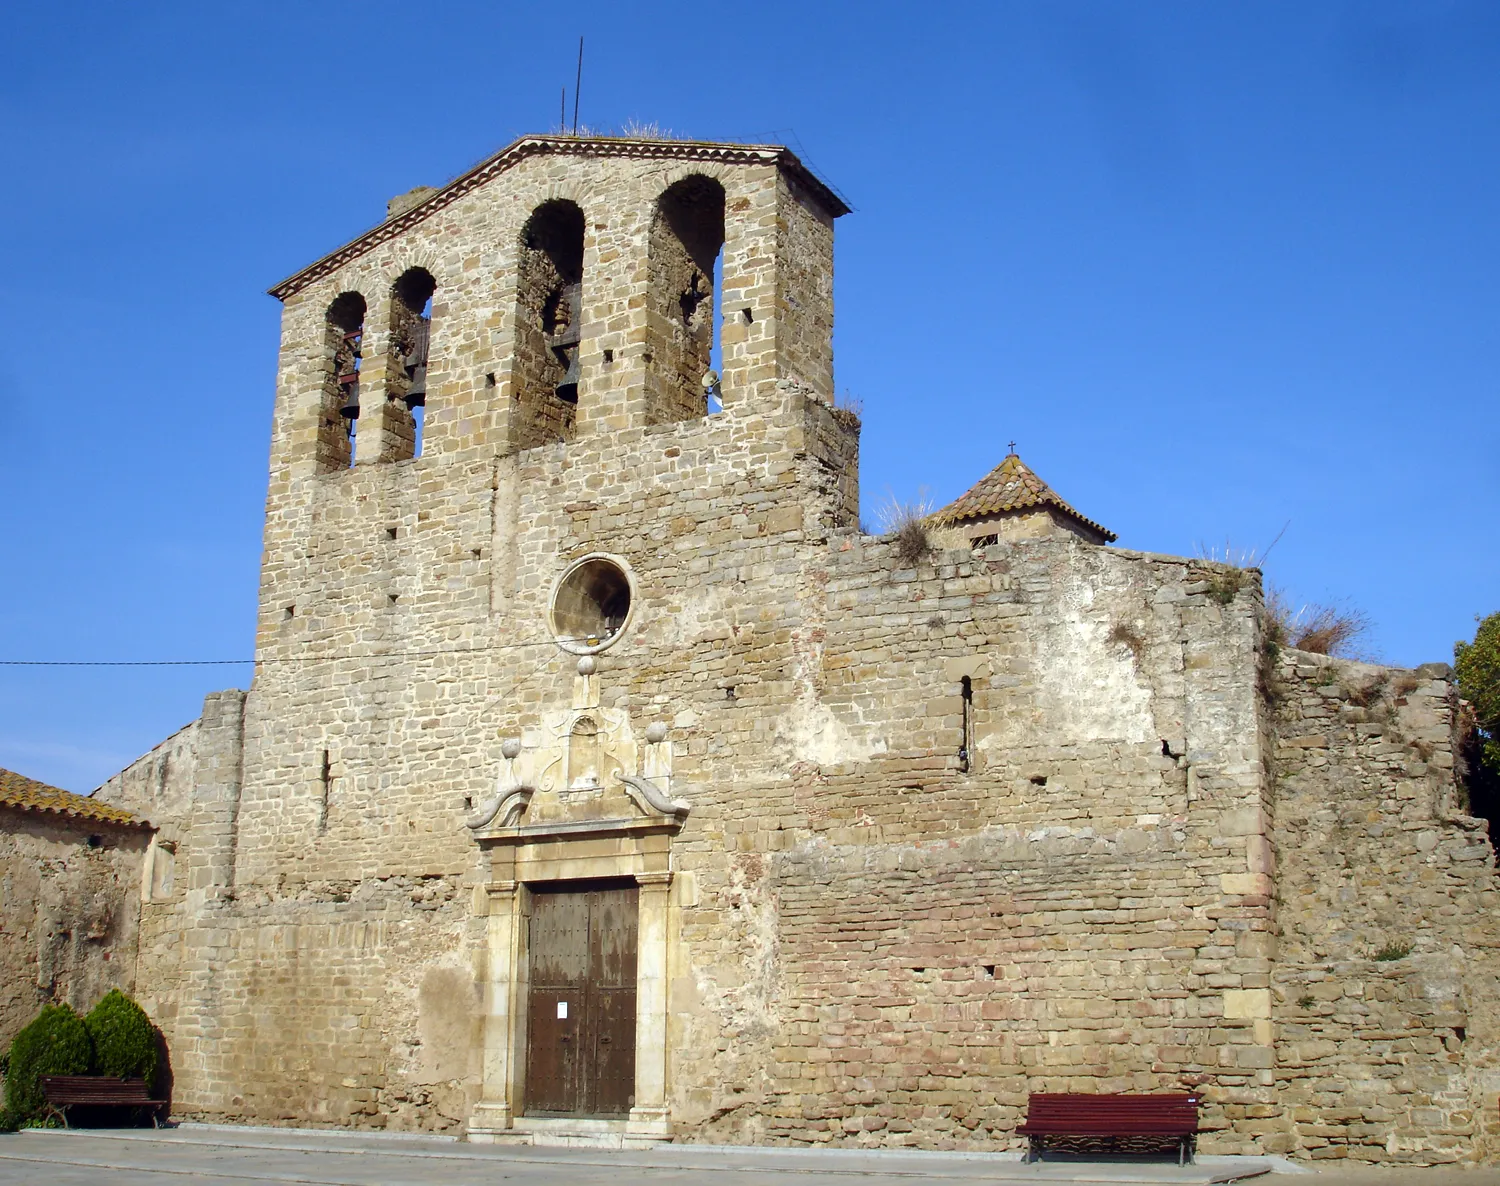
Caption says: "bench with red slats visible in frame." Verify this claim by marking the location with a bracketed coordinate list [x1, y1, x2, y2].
[1016, 1092, 1201, 1164]
[39, 1075, 167, 1128]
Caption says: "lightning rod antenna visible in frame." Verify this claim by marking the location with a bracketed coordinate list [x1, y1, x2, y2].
[573, 37, 583, 135]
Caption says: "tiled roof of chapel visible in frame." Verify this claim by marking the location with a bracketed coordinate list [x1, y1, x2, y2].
[0, 767, 148, 828]
[932, 451, 1117, 543]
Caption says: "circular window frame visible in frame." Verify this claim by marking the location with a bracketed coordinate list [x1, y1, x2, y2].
[547, 553, 638, 655]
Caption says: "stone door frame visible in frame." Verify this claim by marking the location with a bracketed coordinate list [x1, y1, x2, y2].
[468, 822, 674, 1143]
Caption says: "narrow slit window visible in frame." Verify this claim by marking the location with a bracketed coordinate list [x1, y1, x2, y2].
[318, 749, 331, 834]
[959, 676, 973, 773]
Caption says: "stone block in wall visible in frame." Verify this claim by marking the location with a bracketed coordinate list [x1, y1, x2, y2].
[1223, 989, 1272, 1020]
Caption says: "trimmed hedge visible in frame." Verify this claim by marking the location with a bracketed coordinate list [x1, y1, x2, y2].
[3, 1004, 92, 1120]
[83, 990, 159, 1089]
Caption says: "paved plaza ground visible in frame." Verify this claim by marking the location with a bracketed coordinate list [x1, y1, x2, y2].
[4, 1126, 1500, 1186]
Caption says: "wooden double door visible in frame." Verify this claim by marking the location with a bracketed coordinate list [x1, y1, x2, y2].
[525, 881, 638, 1117]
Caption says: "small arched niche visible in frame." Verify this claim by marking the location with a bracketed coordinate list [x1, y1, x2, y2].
[320, 291, 366, 472]
[383, 267, 435, 461]
[514, 200, 586, 449]
[567, 716, 603, 791]
[548, 554, 635, 654]
[646, 175, 725, 425]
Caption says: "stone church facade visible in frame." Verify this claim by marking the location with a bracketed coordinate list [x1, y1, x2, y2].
[91, 134, 1500, 1163]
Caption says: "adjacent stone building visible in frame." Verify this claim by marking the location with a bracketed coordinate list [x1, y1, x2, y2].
[92, 133, 1500, 1164]
[0, 768, 153, 1047]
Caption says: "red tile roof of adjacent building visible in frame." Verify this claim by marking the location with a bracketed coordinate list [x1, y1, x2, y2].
[0, 767, 148, 828]
[932, 451, 1117, 543]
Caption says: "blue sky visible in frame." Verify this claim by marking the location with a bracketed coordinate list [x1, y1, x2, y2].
[0, 1, 1496, 792]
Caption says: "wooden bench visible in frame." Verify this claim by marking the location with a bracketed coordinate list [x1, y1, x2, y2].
[1017, 1092, 1200, 1165]
[40, 1075, 167, 1128]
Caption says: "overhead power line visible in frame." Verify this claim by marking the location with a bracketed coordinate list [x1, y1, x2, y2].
[0, 660, 254, 667]
[0, 639, 559, 668]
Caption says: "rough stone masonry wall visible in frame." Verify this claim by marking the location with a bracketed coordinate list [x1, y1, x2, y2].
[0, 807, 150, 1047]
[664, 540, 1279, 1154]
[95, 718, 199, 1082]
[97, 718, 199, 845]
[771, 172, 835, 398]
[103, 704, 507, 1131]
[1270, 653, 1500, 1165]
[94, 693, 254, 1118]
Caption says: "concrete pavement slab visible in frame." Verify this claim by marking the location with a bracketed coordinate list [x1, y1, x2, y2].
[0, 1126, 1288, 1185]
[8, 1126, 1499, 1186]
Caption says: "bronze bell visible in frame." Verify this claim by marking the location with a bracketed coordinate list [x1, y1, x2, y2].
[403, 366, 426, 410]
[339, 380, 361, 419]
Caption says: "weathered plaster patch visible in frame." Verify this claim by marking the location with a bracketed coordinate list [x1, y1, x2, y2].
[1032, 572, 1153, 744]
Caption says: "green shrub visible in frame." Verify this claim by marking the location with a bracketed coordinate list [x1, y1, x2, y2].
[0, 1108, 17, 1133]
[3, 1004, 91, 1121]
[83, 990, 159, 1088]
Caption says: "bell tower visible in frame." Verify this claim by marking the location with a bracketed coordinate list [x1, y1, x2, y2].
[225, 136, 858, 1142]
[265, 135, 850, 478]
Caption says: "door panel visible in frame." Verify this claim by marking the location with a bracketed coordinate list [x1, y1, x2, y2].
[524, 988, 581, 1114]
[525, 881, 638, 1117]
[592, 886, 638, 988]
[529, 891, 590, 985]
[593, 984, 637, 1115]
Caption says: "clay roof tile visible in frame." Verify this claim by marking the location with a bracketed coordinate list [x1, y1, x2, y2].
[932, 451, 1117, 543]
[0, 768, 148, 828]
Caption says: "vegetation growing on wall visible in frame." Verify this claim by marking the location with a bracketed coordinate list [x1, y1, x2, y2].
[877, 490, 934, 568]
[1264, 586, 1371, 658]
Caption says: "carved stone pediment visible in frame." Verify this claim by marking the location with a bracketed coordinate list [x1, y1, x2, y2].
[466, 707, 687, 843]
[464, 785, 533, 831]
[618, 774, 689, 820]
